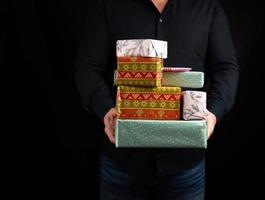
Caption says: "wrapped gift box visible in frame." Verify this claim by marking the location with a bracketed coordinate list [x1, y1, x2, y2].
[116, 86, 181, 120]
[183, 91, 207, 120]
[161, 71, 204, 88]
[116, 39, 167, 58]
[114, 70, 204, 88]
[115, 119, 207, 148]
[116, 56, 163, 87]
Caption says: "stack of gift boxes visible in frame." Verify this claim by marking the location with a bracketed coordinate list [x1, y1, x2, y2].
[114, 39, 207, 148]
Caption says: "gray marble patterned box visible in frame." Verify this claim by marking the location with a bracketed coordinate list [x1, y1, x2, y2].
[183, 91, 207, 120]
[116, 39, 167, 58]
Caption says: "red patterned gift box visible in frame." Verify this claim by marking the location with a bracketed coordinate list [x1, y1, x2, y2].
[116, 56, 163, 87]
[116, 86, 181, 120]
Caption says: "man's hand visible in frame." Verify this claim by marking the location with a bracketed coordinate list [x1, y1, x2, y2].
[103, 107, 118, 144]
[205, 109, 217, 139]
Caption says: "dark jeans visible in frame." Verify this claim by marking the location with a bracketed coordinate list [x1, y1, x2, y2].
[100, 153, 205, 200]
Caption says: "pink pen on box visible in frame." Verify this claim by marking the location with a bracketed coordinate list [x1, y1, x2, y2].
[163, 67, 192, 72]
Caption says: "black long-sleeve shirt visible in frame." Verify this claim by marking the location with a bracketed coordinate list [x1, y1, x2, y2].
[75, 0, 239, 175]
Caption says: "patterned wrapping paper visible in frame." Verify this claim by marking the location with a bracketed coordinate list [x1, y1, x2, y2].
[183, 91, 207, 120]
[116, 39, 167, 58]
[116, 86, 181, 120]
[115, 119, 207, 148]
[161, 71, 204, 88]
[116, 56, 163, 87]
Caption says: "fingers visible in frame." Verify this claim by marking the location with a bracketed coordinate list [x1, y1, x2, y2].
[205, 110, 217, 139]
[103, 108, 118, 144]
[104, 125, 115, 143]
[207, 121, 214, 139]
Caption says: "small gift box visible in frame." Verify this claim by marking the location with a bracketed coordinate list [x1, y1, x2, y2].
[116, 56, 163, 87]
[183, 91, 207, 120]
[115, 119, 207, 148]
[116, 86, 181, 120]
[162, 71, 204, 88]
[116, 39, 167, 58]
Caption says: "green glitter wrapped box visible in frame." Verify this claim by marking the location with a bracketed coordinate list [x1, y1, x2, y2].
[161, 71, 204, 88]
[115, 119, 207, 148]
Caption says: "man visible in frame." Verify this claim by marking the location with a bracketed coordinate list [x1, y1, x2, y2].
[75, 0, 239, 199]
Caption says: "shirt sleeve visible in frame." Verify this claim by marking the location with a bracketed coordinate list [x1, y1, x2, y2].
[74, 0, 114, 121]
[206, 0, 240, 121]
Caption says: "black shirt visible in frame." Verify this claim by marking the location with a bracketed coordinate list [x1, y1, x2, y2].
[75, 0, 239, 175]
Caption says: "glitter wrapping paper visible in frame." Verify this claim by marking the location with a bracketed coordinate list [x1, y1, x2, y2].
[116, 39, 167, 58]
[116, 56, 163, 87]
[183, 91, 207, 120]
[116, 86, 181, 120]
[161, 71, 204, 88]
[115, 119, 207, 148]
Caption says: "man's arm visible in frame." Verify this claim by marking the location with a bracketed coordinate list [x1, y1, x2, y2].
[206, 0, 240, 123]
[74, 0, 114, 121]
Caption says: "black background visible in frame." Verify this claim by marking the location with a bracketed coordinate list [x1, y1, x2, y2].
[2, 0, 264, 199]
